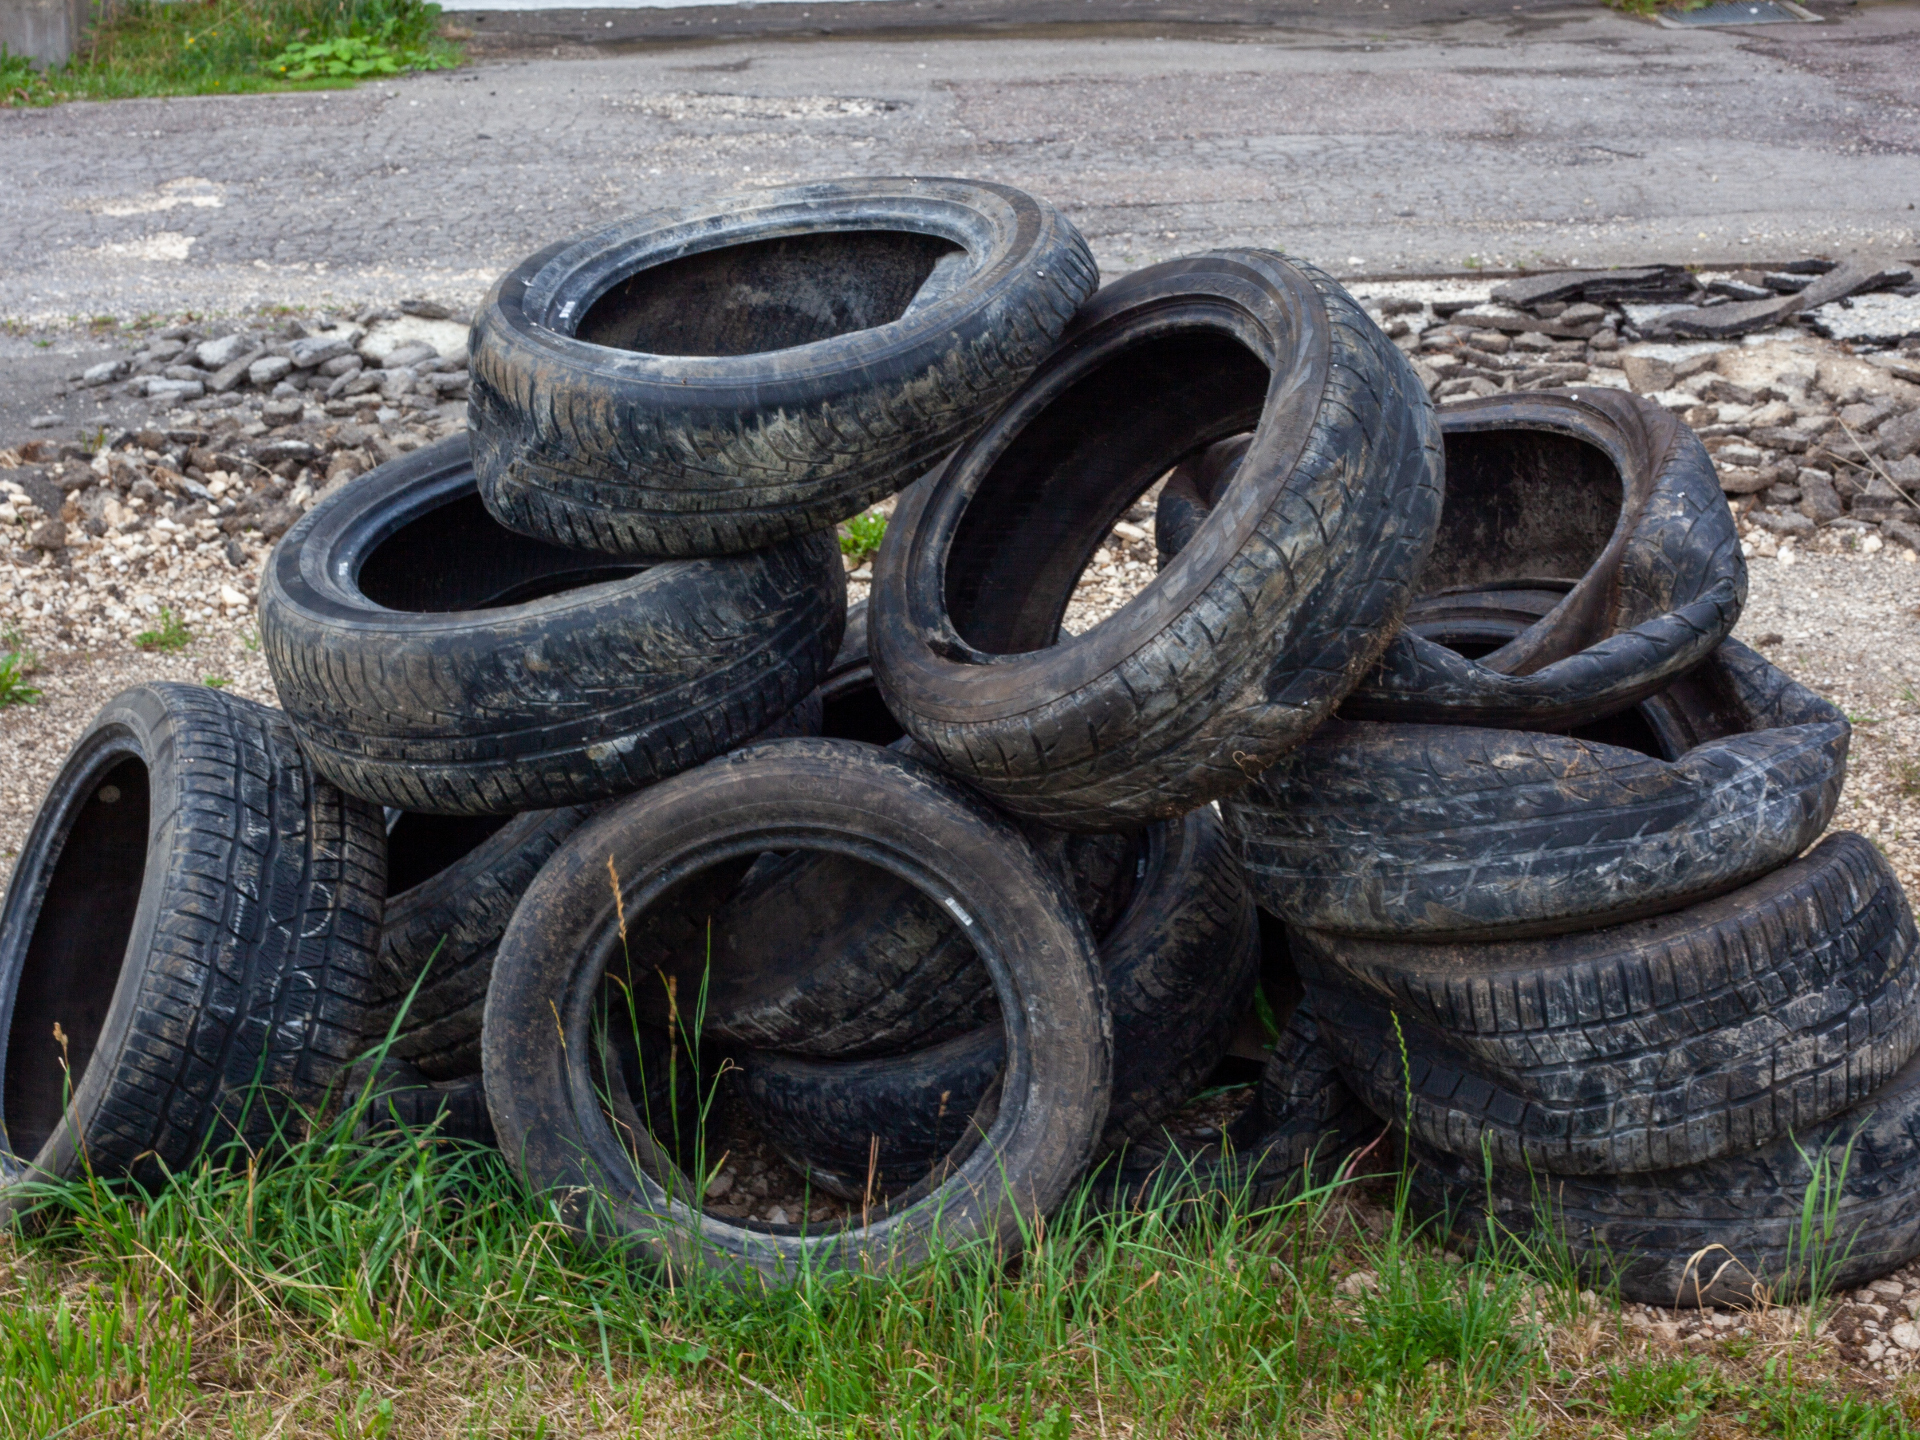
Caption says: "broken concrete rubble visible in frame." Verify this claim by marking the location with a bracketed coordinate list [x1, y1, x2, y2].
[1642, 295, 1803, 341]
[1490, 266, 1695, 309]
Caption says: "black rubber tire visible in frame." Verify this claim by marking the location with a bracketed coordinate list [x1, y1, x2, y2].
[1093, 1000, 1382, 1213]
[370, 807, 595, 1079]
[480, 738, 1110, 1283]
[260, 434, 846, 815]
[1309, 836, 1920, 1175]
[1225, 638, 1849, 940]
[869, 250, 1443, 831]
[366, 702, 824, 1080]
[634, 603, 1128, 1062]
[468, 177, 1099, 559]
[737, 803, 1258, 1198]
[0, 684, 386, 1199]
[638, 727, 1135, 1059]
[1411, 1043, 1920, 1307]
[352, 1061, 498, 1147]
[1293, 833, 1920, 1176]
[1154, 390, 1746, 731]
[639, 827, 1133, 1061]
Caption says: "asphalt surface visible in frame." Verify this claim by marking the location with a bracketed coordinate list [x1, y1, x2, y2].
[0, 0, 1915, 358]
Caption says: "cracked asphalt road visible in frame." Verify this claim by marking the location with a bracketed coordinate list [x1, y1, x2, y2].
[0, 0, 1916, 333]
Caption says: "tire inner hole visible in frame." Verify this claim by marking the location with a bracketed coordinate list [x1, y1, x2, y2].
[384, 811, 516, 898]
[357, 491, 646, 614]
[4, 757, 150, 1162]
[944, 330, 1269, 655]
[591, 823, 1143, 1225]
[575, 230, 967, 357]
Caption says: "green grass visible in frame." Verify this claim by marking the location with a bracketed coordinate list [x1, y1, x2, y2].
[5, 1070, 1919, 1439]
[0, 0, 457, 107]
[1603, 0, 1709, 17]
[132, 608, 191, 653]
[0, 628, 38, 706]
[838, 511, 888, 566]
[0, 650, 40, 707]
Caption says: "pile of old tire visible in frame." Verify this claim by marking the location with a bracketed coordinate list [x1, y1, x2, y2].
[299, 215, 1439, 1285]
[1155, 388, 1920, 1306]
[449, 228, 1444, 1284]
[9, 175, 1906, 1307]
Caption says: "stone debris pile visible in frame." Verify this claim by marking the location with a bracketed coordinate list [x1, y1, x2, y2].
[76, 298, 473, 418]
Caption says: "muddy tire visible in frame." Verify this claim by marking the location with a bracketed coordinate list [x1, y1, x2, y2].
[468, 178, 1098, 559]
[0, 685, 385, 1200]
[480, 738, 1109, 1283]
[1155, 390, 1746, 731]
[869, 250, 1443, 831]
[1225, 639, 1848, 940]
[1411, 1044, 1920, 1307]
[352, 1061, 498, 1147]
[1311, 835, 1920, 1174]
[260, 435, 845, 815]
[1294, 833, 1920, 1175]
[369, 807, 595, 1078]
[1094, 1000, 1382, 1212]
[648, 773, 1136, 1060]
[738, 804, 1258, 1197]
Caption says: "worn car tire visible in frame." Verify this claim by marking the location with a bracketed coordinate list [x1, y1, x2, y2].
[1155, 390, 1746, 730]
[468, 178, 1098, 559]
[1093, 1000, 1382, 1212]
[260, 435, 845, 815]
[1308, 833, 1920, 1175]
[1292, 832, 1920, 1175]
[738, 803, 1258, 1197]
[1226, 639, 1849, 940]
[352, 1061, 498, 1147]
[370, 807, 594, 1078]
[481, 738, 1110, 1283]
[367, 698, 824, 1079]
[639, 651, 1132, 1058]
[1411, 1044, 1920, 1307]
[0, 685, 385, 1200]
[869, 250, 1444, 830]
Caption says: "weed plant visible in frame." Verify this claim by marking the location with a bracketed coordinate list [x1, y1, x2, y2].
[839, 511, 888, 565]
[0, 643, 39, 706]
[3, 1073, 1914, 1434]
[132, 608, 191, 653]
[1, 0, 456, 106]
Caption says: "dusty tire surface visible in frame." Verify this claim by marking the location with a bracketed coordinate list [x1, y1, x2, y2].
[370, 807, 595, 1078]
[1293, 832, 1920, 1175]
[1412, 1042, 1920, 1307]
[1226, 639, 1849, 940]
[481, 738, 1109, 1283]
[468, 177, 1098, 559]
[737, 803, 1257, 1195]
[0, 685, 386, 1198]
[870, 249, 1443, 831]
[1094, 999, 1382, 1212]
[1309, 833, 1920, 1174]
[1155, 391, 1745, 730]
[260, 435, 845, 815]
[648, 780, 1135, 1060]
[352, 1061, 498, 1147]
